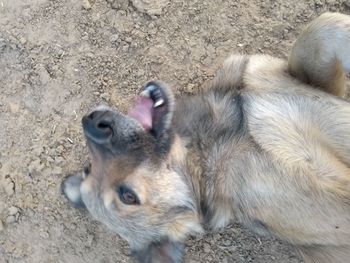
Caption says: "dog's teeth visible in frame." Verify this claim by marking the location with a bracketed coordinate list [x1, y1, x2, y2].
[140, 90, 151, 97]
[144, 84, 164, 107]
[154, 98, 164, 108]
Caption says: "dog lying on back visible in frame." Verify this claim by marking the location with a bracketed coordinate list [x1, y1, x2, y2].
[62, 12, 350, 263]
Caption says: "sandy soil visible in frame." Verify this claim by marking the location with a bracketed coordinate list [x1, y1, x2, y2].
[0, 0, 349, 262]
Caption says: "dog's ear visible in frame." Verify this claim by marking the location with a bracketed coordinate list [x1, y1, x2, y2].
[132, 239, 184, 263]
[131, 209, 202, 263]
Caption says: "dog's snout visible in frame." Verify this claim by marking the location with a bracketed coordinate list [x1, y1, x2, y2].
[83, 110, 114, 143]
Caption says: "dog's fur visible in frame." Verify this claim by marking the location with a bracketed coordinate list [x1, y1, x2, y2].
[62, 13, 350, 263]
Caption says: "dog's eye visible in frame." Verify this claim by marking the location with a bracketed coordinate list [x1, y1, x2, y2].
[117, 185, 140, 205]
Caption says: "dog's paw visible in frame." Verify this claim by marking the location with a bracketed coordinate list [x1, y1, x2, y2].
[0, 175, 15, 196]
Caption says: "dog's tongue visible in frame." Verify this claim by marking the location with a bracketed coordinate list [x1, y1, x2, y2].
[128, 96, 154, 130]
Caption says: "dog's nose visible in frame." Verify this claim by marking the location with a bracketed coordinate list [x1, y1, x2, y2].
[82, 110, 114, 143]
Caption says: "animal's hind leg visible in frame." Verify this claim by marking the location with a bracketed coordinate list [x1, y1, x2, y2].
[210, 54, 249, 91]
[288, 12, 350, 97]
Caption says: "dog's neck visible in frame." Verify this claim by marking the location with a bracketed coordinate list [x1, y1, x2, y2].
[169, 91, 248, 227]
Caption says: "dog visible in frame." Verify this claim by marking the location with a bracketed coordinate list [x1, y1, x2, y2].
[62, 12, 350, 263]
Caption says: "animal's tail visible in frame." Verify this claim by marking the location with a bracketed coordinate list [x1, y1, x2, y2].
[288, 12, 350, 97]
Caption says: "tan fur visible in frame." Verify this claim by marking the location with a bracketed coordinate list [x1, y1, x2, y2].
[62, 12, 350, 263]
[288, 12, 350, 97]
[210, 54, 249, 91]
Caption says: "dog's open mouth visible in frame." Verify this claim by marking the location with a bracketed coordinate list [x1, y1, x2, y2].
[128, 83, 166, 130]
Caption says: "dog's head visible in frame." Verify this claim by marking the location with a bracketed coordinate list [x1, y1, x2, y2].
[80, 81, 202, 261]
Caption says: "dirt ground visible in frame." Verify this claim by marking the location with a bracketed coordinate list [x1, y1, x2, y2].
[0, 0, 349, 262]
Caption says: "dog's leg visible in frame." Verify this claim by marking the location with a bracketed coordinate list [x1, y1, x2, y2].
[210, 54, 249, 91]
[288, 12, 350, 97]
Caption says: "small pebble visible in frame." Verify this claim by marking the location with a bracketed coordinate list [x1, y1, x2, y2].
[52, 166, 63, 175]
[122, 45, 129, 52]
[19, 37, 27, 45]
[4, 180, 15, 196]
[9, 102, 20, 113]
[54, 157, 64, 164]
[82, 0, 92, 10]
[0, 220, 4, 231]
[203, 243, 211, 253]
[6, 215, 16, 224]
[40, 231, 50, 239]
[109, 34, 119, 43]
[86, 234, 94, 247]
[100, 93, 109, 100]
[8, 206, 19, 216]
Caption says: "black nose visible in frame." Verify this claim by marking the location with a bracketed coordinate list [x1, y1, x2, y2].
[82, 110, 114, 143]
